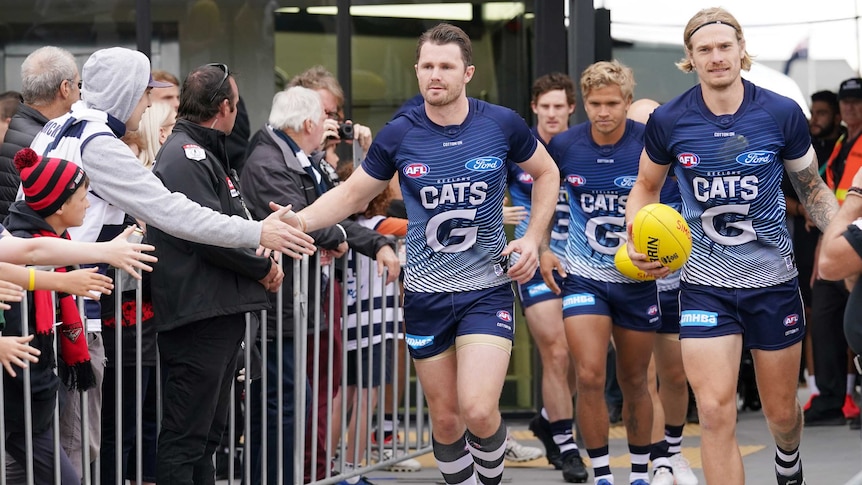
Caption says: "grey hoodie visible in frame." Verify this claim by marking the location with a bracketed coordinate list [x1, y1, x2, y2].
[29, 47, 262, 249]
[81, 47, 151, 123]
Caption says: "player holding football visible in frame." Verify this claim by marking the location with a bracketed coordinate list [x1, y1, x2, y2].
[626, 7, 837, 485]
[541, 60, 658, 485]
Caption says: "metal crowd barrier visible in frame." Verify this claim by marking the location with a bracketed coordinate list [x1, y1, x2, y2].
[0, 247, 431, 485]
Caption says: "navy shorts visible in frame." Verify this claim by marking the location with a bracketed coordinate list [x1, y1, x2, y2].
[560, 274, 661, 331]
[403, 284, 515, 360]
[678, 278, 805, 350]
[658, 289, 681, 334]
[517, 267, 565, 308]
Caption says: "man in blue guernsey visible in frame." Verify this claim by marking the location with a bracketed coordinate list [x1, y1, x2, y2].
[540, 61, 658, 485]
[506, 73, 588, 483]
[289, 23, 558, 485]
[626, 8, 838, 485]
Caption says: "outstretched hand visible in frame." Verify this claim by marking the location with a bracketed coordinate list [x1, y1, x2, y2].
[0, 335, 40, 377]
[261, 202, 316, 259]
[58, 267, 114, 299]
[105, 226, 157, 279]
[0, 280, 24, 310]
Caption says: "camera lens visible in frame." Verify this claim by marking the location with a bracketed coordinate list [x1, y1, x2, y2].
[338, 122, 354, 140]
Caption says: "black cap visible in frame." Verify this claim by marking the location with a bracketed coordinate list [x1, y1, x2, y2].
[838, 78, 862, 100]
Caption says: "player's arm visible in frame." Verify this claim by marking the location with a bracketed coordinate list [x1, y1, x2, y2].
[505, 142, 559, 284]
[786, 146, 838, 233]
[296, 166, 389, 233]
[625, 148, 671, 274]
[819, 167, 862, 280]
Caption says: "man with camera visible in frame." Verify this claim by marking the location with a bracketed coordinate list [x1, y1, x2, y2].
[289, 66, 373, 185]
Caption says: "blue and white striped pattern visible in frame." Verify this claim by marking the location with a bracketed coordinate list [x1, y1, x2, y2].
[362, 98, 537, 293]
[644, 80, 811, 288]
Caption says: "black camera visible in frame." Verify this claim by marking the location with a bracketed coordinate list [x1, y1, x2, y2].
[337, 122, 354, 140]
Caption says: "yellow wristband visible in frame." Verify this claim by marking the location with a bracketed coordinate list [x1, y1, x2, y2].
[28, 267, 35, 291]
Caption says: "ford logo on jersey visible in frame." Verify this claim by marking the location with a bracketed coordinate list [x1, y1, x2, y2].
[465, 156, 503, 171]
[736, 150, 775, 166]
[518, 172, 534, 184]
[678, 152, 700, 168]
[403, 163, 429, 178]
[566, 174, 586, 186]
[784, 314, 799, 327]
[614, 176, 638, 189]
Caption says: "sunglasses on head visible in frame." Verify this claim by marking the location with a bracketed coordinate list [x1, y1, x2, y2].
[206, 63, 230, 103]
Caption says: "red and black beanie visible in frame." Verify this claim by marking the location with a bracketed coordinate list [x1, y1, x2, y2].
[13, 148, 87, 217]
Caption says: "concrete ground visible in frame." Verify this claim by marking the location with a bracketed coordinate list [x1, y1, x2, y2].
[362, 388, 862, 485]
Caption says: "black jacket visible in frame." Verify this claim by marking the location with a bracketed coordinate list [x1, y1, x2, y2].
[149, 120, 272, 332]
[2, 202, 65, 433]
[0, 105, 50, 220]
[242, 125, 393, 339]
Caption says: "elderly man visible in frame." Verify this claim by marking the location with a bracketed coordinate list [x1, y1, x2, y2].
[241, 85, 398, 484]
[0, 47, 80, 220]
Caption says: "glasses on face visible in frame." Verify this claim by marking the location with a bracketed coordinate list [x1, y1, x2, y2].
[206, 63, 230, 103]
[67, 79, 81, 90]
[325, 110, 340, 120]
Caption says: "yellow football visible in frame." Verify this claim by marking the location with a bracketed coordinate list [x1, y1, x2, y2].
[631, 203, 692, 271]
[614, 243, 657, 281]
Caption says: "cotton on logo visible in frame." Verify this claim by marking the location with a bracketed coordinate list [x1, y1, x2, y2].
[678, 153, 700, 168]
[784, 314, 799, 327]
[404, 163, 429, 178]
[496, 310, 512, 322]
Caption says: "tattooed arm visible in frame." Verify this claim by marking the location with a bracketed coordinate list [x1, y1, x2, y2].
[787, 148, 838, 232]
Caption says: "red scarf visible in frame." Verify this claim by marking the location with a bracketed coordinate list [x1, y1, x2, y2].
[31, 230, 95, 391]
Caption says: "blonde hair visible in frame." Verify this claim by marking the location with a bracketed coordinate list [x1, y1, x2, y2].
[676, 7, 753, 73]
[580, 60, 635, 101]
[137, 102, 175, 169]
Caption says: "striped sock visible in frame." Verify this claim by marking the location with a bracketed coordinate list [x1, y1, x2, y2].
[433, 434, 477, 485]
[466, 422, 507, 485]
[629, 444, 650, 483]
[650, 440, 672, 471]
[775, 444, 801, 477]
[587, 446, 613, 483]
[550, 419, 580, 457]
[664, 424, 685, 455]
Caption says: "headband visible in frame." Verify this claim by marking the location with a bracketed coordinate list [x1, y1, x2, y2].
[688, 20, 737, 40]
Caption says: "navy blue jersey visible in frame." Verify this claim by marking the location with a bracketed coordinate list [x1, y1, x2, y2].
[645, 80, 810, 288]
[549, 119, 645, 283]
[362, 98, 537, 292]
[507, 126, 569, 260]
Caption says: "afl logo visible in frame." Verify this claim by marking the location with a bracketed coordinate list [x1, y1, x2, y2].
[518, 172, 534, 184]
[566, 174, 586, 186]
[465, 156, 503, 171]
[496, 310, 512, 322]
[736, 150, 775, 166]
[678, 153, 700, 168]
[783, 314, 799, 327]
[403, 163, 429, 178]
[648, 305, 659, 316]
[613, 176, 637, 189]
